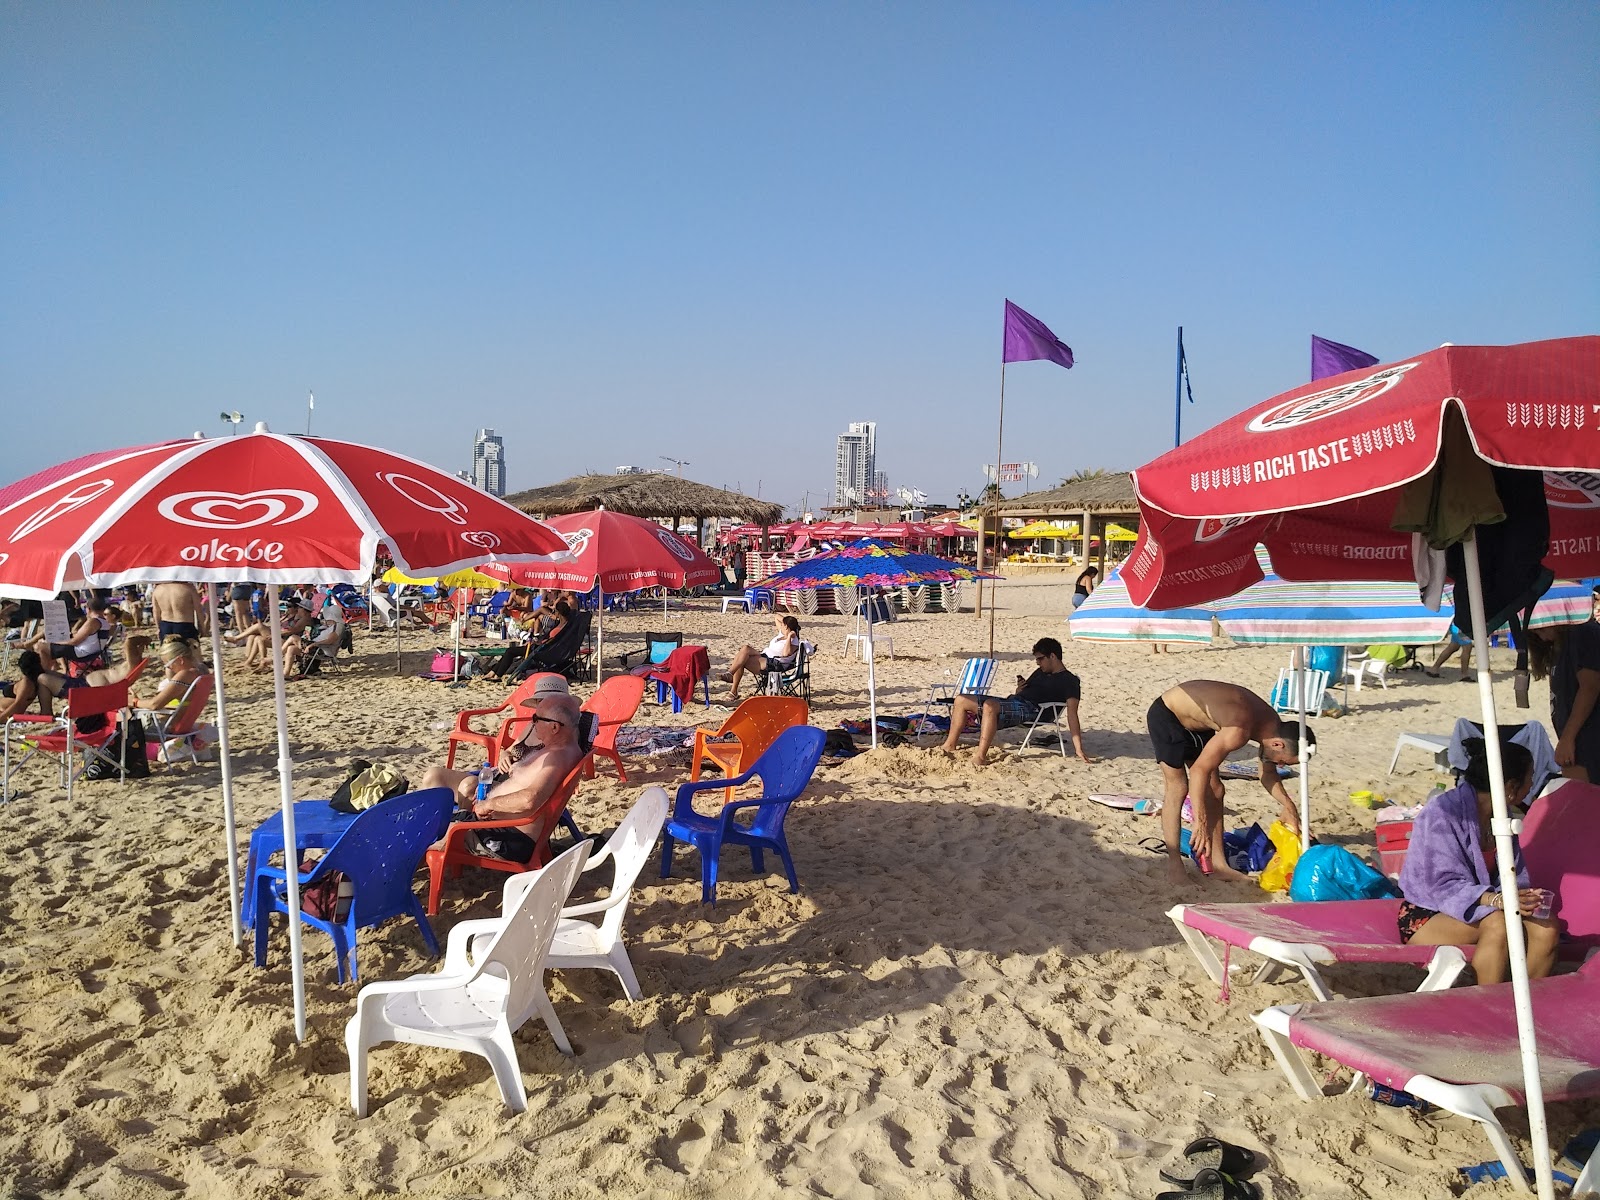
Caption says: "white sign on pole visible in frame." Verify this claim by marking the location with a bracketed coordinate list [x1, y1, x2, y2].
[42, 600, 72, 644]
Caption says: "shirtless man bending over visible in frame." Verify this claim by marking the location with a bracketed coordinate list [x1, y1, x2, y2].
[1148, 680, 1314, 885]
[419, 693, 586, 863]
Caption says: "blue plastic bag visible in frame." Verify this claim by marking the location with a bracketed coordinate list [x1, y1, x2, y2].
[1289, 844, 1402, 902]
[1222, 823, 1276, 874]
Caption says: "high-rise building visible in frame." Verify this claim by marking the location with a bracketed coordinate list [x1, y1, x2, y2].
[834, 420, 877, 506]
[472, 428, 506, 497]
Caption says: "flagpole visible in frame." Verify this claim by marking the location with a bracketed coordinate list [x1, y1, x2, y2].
[989, 362, 1006, 656]
[306, 390, 314, 436]
[1174, 327, 1183, 448]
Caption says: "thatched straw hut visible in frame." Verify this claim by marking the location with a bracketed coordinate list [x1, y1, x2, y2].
[987, 472, 1141, 571]
[505, 473, 783, 544]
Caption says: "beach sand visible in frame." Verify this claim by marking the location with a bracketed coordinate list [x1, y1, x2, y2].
[1, 592, 1590, 1198]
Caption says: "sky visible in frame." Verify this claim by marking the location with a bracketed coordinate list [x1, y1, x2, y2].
[4, 3, 1597, 517]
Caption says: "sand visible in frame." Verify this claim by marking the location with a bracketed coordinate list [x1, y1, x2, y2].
[1, 592, 1591, 1198]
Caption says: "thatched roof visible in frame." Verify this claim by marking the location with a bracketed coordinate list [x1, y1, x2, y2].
[506, 473, 784, 524]
[1000, 472, 1138, 517]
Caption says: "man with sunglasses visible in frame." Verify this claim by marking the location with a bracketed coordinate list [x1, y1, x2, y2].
[420, 692, 586, 863]
[939, 637, 1090, 765]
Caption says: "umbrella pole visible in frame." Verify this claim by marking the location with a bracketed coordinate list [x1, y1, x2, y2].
[452, 592, 462, 683]
[264, 584, 307, 1041]
[865, 587, 878, 749]
[596, 585, 604, 683]
[1463, 537, 1554, 1200]
[1295, 644, 1311, 850]
[207, 584, 242, 947]
[395, 586, 403, 676]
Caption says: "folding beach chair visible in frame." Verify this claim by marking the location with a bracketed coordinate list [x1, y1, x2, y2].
[1253, 957, 1600, 1195]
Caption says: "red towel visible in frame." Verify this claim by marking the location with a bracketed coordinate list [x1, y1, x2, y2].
[649, 645, 709, 705]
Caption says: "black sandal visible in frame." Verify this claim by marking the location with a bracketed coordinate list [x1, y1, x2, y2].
[1156, 1168, 1260, 1199]
[1159, 1138, 1256, 1188]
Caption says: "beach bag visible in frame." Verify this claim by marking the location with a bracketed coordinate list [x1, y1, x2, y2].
[298, 857, 352, 922]
[1259, 820, 1302, 893]
[1221, 823, 1275, 874]
[83, 718, 149, 780]
[330, 762, 409, 813]
[429, 649, 461, 678]
[1289, 844, 1401, 902]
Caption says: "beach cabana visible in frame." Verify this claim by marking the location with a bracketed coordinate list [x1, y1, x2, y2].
[506, 473, 782, 551]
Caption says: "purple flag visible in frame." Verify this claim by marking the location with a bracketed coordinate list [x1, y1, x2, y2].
[1003, 300, 1074, 368]
[1311, 335, 1378, 381]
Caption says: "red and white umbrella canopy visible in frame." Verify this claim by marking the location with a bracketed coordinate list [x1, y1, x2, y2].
[0, 431, 570, 600]
[1126, 336, 1600, 607]
[482, 509, 723, 593]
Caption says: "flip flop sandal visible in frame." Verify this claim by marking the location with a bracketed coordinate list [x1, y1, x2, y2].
[1156, 1168, 1260, 1200]
[1159, 1138, 1256, 1188]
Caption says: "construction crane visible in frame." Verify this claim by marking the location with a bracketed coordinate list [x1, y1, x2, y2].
[659, 456, 690, 476]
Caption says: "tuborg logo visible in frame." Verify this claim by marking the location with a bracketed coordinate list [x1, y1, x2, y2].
[11, 478, 116, 541]
[562, 528, 594, 559]
[159, 489, 318, 530]
[656, 528, 696, 562]
[1194, 515, 1253, 543]
[1246, 363, 1418, 433]
[1546, 471, 1600, 510]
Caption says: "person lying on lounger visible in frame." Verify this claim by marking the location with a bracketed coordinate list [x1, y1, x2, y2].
[939, 637, 1091, 765]
[1397, 740, 1560, 985]
[1147, 680, 1312, 885]
[419, 692, 586, 863]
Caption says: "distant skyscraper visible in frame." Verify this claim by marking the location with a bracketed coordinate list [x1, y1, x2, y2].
[834, 420, 877, 507]
[472, 428, 506, 497]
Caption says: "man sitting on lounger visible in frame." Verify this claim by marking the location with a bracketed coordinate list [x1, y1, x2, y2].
[940, 637, 1090, 765]
[419, 691, 586, 863]
[1148, 680, 1313, 885]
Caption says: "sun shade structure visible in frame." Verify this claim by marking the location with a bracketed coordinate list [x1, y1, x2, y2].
[0, 426, 569, 1043]
[1127, 335, 1600, 1200]
[506, 473, 783, 526]
[761, 539, 994, 748]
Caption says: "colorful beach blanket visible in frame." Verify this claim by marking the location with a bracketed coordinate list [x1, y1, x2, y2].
[614, 727, 697, 758]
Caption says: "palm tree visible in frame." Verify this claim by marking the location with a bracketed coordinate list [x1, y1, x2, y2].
[1058, 467, 1110, 487]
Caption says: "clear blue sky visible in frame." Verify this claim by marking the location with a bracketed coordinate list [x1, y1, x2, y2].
[5, 3, 1597, 516]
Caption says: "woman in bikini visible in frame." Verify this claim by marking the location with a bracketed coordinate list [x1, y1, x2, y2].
[722, 613, 800, 702]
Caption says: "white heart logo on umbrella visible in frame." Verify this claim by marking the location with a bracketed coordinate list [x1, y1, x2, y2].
[10, 478, 117, 541]
[158, 490, 319, 529]
[380, 473, 468, 525]
[461, 530, 501, 550]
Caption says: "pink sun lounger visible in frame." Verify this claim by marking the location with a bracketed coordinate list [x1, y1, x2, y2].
[1168, 780, 1600, 1002]
[1253, 956, 1600, 1194]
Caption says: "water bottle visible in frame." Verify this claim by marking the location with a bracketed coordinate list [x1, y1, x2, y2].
[1366, 1082, 1430, 1110]
[476, 763, 494, 804]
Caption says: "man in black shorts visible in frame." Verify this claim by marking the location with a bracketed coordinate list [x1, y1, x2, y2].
[1148, 680, 1313, 884]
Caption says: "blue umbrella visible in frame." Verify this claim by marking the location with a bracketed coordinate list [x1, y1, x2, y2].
[762, 540, 995, 748]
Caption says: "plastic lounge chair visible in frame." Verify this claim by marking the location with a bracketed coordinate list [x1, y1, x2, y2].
[759, 642, 812, 703]
[3, 681, 131, 804]
[1253, 957, 1600, 1195]
[660, 724, 826, 903]
[1169, 780, 1600, 1001]
[346, 841, 590, 1116]
[444, 672, 560, 769]
[252, 787, 455, 984]
[1023, 702, 1072, 757]
[581, 673, 648, 782]
[423, 758, 585, 914]
[619, 631, 682, 672]
[144, 673, 215, 765]
[1389, 731, 1450, 774]
[690, 696, 809, 803]
[1344, 651, 1391, 693]
[453, 787, 670, 1002]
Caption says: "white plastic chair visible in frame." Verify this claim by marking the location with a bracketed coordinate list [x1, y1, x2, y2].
[1344, 652, 1389, 692]
[911, 658, 996, 743]
[345, 841, 589, 1116]
[1023, 702, 1071, 757]
[458, 788, 669, 1002]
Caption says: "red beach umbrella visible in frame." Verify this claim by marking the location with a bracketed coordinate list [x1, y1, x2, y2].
[0, 426, 569, 1041]
[482, 508, 722, 677]
[1127, 336, 1600, 1198]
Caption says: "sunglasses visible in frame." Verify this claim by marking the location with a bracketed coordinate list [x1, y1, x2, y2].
[530, 714, 567, 728]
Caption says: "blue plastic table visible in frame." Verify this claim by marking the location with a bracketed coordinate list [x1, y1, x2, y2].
[242, 800, 356, 928]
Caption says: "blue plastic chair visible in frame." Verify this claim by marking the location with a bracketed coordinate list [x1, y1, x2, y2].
[659, 725, 826, 903]
[252, 787, 455, 983]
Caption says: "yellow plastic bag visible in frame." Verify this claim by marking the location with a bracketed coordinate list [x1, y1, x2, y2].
[1259, 820, 1303, 892]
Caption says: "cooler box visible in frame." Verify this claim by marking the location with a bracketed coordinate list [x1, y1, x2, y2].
[1375, 819, 1414, 879]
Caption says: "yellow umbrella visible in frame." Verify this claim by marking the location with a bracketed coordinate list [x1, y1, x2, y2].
[1007, 520, 1080, 539]
[1105, 523, 1140, 543]
[381, 567, 504, 589]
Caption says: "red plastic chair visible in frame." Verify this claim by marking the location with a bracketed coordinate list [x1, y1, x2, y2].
[581, 674, 647, 782]
[444, 672, 561, 768]
[690, 696, 809, 803]
[3, 681, 131, 803]
[424, 758, 585, 914]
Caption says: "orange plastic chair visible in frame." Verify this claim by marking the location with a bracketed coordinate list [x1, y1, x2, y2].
[689, 696, 809, 802]
[424, 758, 585, 914]
[581, 674, 647, 782]
[444, 672, 561, 768]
